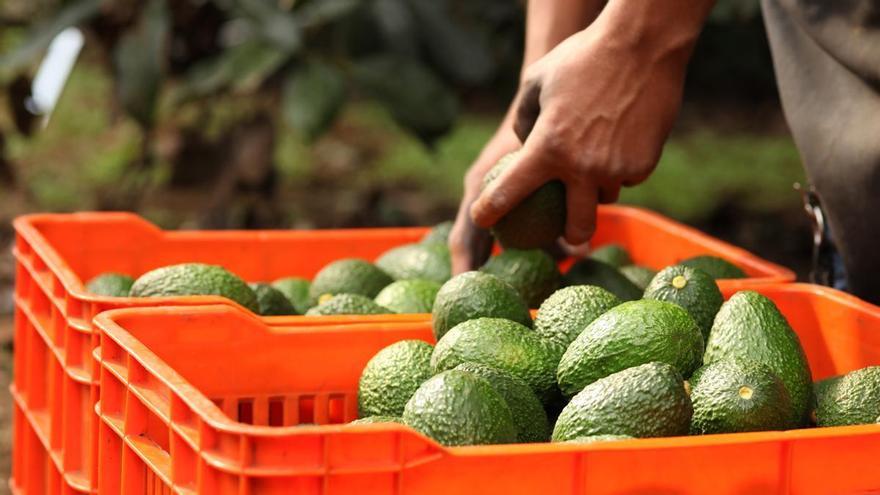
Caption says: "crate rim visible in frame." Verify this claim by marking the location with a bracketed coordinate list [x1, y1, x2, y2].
[93, 283, 880, 457]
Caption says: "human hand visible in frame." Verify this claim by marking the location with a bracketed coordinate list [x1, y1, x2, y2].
[449, 125, 522, 274]
[471, 14, 697, 246]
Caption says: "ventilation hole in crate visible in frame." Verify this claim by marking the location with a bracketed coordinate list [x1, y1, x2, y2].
[298, 396, 315, 424]
[238, 399, 254, 424]
[268, 397, 285, 426]
[328, 394, 346, 424]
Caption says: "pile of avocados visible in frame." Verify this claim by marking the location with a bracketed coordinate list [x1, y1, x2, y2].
[355, 246, 880, 446]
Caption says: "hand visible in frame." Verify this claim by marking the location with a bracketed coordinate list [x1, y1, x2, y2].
[449, 124, 521, 274]
[470, 20, 694, 246]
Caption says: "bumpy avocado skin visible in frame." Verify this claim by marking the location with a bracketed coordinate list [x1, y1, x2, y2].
[557, 299, 704, 397]
[431, 271, 532, 340]
[704, 290, 813, 426]
[552, 362, 692, 442]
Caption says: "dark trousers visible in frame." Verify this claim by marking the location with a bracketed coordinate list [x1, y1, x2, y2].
[762, 0, 880, 304]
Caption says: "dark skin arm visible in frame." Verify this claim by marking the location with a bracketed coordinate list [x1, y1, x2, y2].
[453, 0, 716, 273]
[448, 0, 606, 275]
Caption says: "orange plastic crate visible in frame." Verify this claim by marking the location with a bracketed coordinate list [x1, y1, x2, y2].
[9, 206, 792, 494]
[90, 284, 880, 495]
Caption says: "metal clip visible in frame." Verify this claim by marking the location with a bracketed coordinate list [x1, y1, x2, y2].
[794, 182, 835, 286]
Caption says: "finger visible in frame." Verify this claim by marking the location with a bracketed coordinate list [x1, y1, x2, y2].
[513, 81, 541, 143]
[563, 179, 599, 246]
[449, 218, 493, 274]
[556, 238, 591, 259]
[469, 143, 553, 229]
[599, 185, 621, 204]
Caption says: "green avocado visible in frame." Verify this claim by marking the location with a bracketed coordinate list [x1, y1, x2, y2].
[455, 362, 550, 443]
[431, 271, 532, 340]
[305, 293, 392, 316]
[375, 242, 451, 284]
[814, 366, 880, 427]
[402, 370, 517, 446]
[562, 258, 642, 301]
[482, 151, 566, 249]
[689, 358, 795, 434]
[249, 283, 296, 316]
[590, 244, 632, 267]
[272, 277, 311, 314]
[704, 290, 813, 426]
[480, 249, 561, 307]
[432, 317, 563, 405]
[643, 265, 724, 339]
[308, 259, 392, 307]
[350, 416, 402, 425]
[359, 340, 435, 417]
[374, 279, 440, 314]
[533, 285, 622, 350]
[564, 434, 635, 444]
[557, 299, 704, 397]
[130, 263, 258, 312]
[552, 362, 692, 441]
[679, 255, 746, 280]
[85, 272, 134, 297]
[421, 221, 453, 245]
[619, 265, 657, 291]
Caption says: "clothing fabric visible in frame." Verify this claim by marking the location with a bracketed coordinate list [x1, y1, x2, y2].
[762, 0, 880, 303]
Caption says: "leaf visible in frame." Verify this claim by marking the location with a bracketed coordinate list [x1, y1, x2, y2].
[173, 40, 288, 102]
[353, 55, 458, 145]
[282, 61, 347, 141]
[0, 0, 102, 80]
[221, 0, 302, 51]
[114, 0, 169, 128]
[371, 0, 419, 58]
[405, 0, 495, 85]
[295, 0, 361, 29]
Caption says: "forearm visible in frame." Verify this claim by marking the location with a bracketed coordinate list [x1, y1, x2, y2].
[594, 0, 717, 68]
[523, 0, 607, 71]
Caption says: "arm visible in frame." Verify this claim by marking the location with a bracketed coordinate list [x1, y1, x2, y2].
[450, 0, 606, 274]
[471, 0, 716, 245]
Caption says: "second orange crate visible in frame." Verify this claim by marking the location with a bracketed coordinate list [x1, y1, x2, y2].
[92, 284, 880, 495]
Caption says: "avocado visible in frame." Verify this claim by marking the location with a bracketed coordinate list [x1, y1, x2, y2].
[305, 293, 392, 316]
[455, 362, 550, 443]
[814, 366, 880, 427]
[534, 285, 622, 349]
[557, 299, 704, 397]
[375, 243, 451, 284]
[619, 265, 657, 291]
[590, 244, 632, 267]
[308, 259, 392, 307]
[482, 151, 566, 249]
[421, 221, 453, 245]
[564, 434, 634, 444]
[689, 359, 795, 434]
[130, 263, 259, 312]
[704, 290, 813, 426]
[374, 279, 440, 314]
[249, 282, 296, 316]
[432, 317, 563, 405]
[562, 258, 642, 301]
[85, 272, 134, 297]
[552, 362, 692, 441]
[402, 369, 517, 446]
[350, 416, 402, 425]
[431, 271, 532, 340]
[272, 277, 311, 314]
[480, 249, 561, 307]
[643, 265, 723, 339]
[680, 255, 746, 279]
[359, 340, 434, 417]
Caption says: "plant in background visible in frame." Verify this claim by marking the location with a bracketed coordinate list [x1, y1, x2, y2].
[0, 0, 521, 224]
